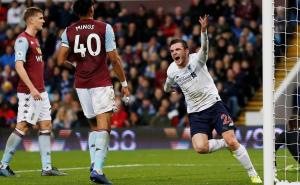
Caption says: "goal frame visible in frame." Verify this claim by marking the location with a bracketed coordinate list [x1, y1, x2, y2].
[263, 0, 275, 185]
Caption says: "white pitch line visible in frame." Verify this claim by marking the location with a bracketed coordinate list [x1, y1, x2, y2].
[14, 163, 263, 174]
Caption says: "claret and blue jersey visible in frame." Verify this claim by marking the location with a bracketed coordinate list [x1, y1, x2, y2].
[60, 19, 117, 88]
[14, 32, 45, 93]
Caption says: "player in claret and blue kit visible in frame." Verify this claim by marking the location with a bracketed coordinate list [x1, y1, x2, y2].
[0, 7, 66, 177]
[58, 0, 130, 184]
[164, 14, 262, 184]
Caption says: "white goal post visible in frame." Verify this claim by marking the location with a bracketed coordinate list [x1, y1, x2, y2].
[264, 0, 300, 184]
[263, 0, 275, 184]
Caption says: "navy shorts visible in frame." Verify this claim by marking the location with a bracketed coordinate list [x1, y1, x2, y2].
[188, 101, 236, 138]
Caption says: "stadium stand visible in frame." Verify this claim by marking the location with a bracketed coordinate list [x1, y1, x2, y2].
[0, 0, 263, 128]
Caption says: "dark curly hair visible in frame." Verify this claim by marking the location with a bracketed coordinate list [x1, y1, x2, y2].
[73, 0, 94, 17]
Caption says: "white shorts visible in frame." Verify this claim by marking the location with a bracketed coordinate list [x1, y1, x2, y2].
[17, 92, 51, 125]
[76, 86, 116, 119]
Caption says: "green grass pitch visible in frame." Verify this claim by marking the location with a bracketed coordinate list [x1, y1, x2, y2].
[0, 149, 298, 185]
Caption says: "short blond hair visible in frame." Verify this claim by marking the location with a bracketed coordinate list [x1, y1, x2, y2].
[23, 7, 43, 22]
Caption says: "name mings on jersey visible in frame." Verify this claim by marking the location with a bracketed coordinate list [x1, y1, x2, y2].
[75, 24, 95, 31]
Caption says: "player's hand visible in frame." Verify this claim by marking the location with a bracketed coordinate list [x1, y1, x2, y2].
[30, 87, 42, 101]
[199, 14, 209, 32]
[121, 86, 130, 105]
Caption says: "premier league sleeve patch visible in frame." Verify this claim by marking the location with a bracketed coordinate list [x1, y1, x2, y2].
[16, 51, 23, 57]
[14, 37, 29, 62]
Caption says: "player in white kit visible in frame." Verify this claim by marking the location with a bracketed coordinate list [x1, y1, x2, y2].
[164, 15, 262, 184]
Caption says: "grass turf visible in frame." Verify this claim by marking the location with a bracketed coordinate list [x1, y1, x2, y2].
[0, 149, 297, 185]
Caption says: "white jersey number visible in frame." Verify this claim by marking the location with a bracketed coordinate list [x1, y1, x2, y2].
[74, 33, 101, 57]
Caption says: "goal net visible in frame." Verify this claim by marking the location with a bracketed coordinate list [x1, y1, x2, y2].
[264, 0, 300, 184]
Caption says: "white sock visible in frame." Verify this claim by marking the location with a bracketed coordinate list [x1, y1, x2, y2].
[88, 131, 97, 164]
[93, 131, 109, 174]
[208, 139, 227, 153]
[233, 145, 257, 177]
[1, 129, 24, 168]
[38, 131, 52, 171]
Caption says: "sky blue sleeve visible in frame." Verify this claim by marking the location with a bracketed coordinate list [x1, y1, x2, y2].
[61, 29, 69, 47]
[14, 37, 29, 62]
[105, 24, 116, 52]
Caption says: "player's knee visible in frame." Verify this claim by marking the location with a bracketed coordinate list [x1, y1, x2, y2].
[90, 126, 97, 131]
[16, 123, 29, 134]
[195, 147, 209, 154]
[193, 143, 209, 154]
[45, 125, 52, 130]
[20, 126, 29, 134]
[40, 122, 52, 130]
[90, 124, 111, 133]
[225, 138, 239, 150]
[88, 117, 97, 126]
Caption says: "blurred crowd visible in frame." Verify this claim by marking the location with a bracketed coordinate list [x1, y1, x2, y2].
[0, 0, 264, 129]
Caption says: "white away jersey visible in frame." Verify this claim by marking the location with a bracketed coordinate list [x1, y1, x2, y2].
[165, 53, 221, 114]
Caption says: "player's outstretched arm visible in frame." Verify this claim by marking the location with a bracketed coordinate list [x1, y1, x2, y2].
[15, 61, 42, 100]
[197, 15, 209, 65]
[107, 50, 130, 103]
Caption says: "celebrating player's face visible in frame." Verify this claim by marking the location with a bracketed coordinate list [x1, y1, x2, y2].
[170, 43, 188, 68]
